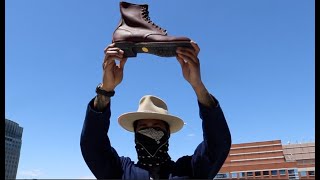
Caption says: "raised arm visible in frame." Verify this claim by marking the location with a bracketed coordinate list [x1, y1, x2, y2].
[176, 42, 232, 179]
[80, 44, 128, 179]
[80, 99, 123, 179]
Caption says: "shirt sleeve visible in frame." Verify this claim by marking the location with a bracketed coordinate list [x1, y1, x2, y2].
[191, 95, 232, 179]
[80, 97, 123, 179]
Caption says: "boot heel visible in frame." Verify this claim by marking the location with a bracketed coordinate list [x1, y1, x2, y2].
[114, 42, 137, 57]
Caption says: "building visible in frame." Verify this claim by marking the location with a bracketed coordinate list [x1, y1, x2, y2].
[283, 142, 315, 179]
[5, 119, 23, 180]
[215, 140, 315, 179]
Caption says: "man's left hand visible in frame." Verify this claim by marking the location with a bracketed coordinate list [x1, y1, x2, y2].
[176, 41, 203, 88]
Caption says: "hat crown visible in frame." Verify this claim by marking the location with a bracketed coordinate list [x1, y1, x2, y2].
[137, 95, 168, 115]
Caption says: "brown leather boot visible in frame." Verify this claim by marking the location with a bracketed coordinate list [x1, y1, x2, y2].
[112, 1, 192, 57]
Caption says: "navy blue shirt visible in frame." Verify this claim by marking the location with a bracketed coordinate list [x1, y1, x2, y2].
[80, 96, 231, 179]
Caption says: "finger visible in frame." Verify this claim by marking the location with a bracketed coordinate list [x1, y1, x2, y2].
[104, 43, 116, 52]
[177, 54, 197, 67]
[102, 44, 125, 69]
[103, 43, 124, 62]
[103, 55, 119, 70]
[103, 54, 115, 65]
[190, 40, 200, 55]
[176, 47, 197, 59]
[176, 55, 185, 67]
[176, 49, 199, 64]
[107, 47, 124, 53]
[119, 58, 128, 69]
[104, 45, 125, 56]
[104, 51, 124, 63]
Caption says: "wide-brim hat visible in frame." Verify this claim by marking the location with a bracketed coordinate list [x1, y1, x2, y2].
[118, 95, 184, 134]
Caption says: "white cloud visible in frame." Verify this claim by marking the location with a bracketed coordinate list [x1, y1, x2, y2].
[187, 133, 195, 137]
[18, 169, 43, 178]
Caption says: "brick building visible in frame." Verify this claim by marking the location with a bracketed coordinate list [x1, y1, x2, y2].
[215, 140, 315, 179]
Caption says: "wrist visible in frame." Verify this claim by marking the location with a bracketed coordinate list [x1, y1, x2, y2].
[96, 83, 115, 97]
[93, 94, 110, 112]
[93, 83, 114, 112]
[192, 83, 216, 107]
[192, 82, 205, 93]
[101, 84, 115, 92]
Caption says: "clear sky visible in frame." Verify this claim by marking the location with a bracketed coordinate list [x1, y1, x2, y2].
[5, 0, 315, 179]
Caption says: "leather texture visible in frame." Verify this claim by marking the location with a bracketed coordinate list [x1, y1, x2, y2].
[112, 1, 190, 43]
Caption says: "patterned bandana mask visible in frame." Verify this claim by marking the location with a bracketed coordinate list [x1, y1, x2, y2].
[135, 127, 171, 167]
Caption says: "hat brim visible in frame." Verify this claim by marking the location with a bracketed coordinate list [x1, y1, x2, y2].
[118, 112, 184, 134]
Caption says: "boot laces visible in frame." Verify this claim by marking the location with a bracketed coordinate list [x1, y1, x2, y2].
[141, 7, 167, 34]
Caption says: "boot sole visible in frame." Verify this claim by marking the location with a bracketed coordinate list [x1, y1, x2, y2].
[114, 42, 193, 57]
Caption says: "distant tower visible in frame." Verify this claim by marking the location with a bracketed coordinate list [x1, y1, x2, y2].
[5, 119, 23, 179]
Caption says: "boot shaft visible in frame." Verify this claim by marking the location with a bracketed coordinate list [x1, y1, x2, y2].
[120, 1, 150, 28]
[113, 1, 167, 42]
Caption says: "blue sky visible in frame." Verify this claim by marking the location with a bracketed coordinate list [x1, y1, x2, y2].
[5, 0, 314, 179]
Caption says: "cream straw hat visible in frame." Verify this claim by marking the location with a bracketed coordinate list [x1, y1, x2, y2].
[118, 95, 184, 134]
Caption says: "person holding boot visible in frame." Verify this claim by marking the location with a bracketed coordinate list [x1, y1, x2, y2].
[80, 41, 232, 179]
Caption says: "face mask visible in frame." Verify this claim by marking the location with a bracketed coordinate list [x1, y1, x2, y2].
[135, 127, 171, 167]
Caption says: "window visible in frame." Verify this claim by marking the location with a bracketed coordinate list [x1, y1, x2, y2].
[263, 171, 269, 176]
[279, 169, 286, 175]
[239, 172, 245, 178]
[215, 173, 229, 179]
[254, 171, 261, 177]
[288, 169, 295, 175]
[288, 169, 298, 179]
[231, 173, 237, 178]
[300, 171, 307, 177]
[247, 172, 253, 177]
[271, 170, 278, 176]
[288, 169, 298, 176]
[308, 171, 315, 176]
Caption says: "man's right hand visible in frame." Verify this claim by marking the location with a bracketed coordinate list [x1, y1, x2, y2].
[101, 43, 128, 91]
